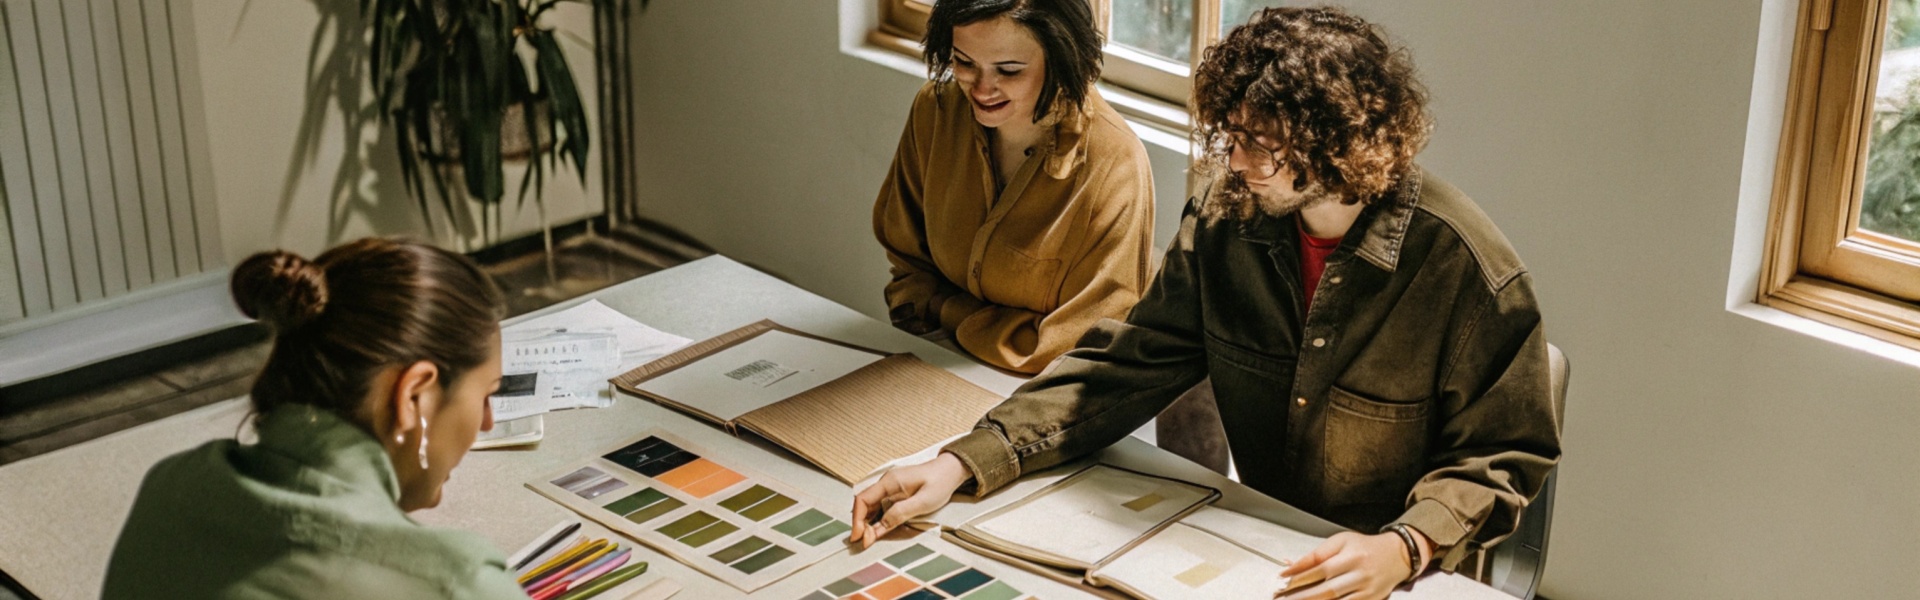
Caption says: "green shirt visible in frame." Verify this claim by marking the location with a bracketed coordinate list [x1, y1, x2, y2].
[102, 406, 525, 599]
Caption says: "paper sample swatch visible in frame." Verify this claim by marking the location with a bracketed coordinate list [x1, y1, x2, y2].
[795, 544, 1036, 600]
[528, 431, 851, 592]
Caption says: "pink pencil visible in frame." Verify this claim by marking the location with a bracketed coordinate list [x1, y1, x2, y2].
[530, 549, 631, 599]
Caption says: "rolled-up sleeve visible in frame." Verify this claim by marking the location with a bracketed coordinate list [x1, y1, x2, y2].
[945, 200, 1210, 494]
[1392, 273, 1561, 571]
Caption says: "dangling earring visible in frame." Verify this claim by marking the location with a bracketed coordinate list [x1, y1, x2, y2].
[417, 414, 430, 470]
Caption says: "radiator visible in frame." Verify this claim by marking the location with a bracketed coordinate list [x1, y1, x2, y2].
[0, 0, 221, 330]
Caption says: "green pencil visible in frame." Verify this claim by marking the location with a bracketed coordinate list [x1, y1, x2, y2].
[552, 562, 649, 600]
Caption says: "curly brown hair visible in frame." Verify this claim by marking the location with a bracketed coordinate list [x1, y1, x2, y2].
[1192, 6, 1431, 219]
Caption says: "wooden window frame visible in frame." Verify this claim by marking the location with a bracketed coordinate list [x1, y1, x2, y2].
[1762, 0, 1920, 351]
[866, 0, 1234, 132]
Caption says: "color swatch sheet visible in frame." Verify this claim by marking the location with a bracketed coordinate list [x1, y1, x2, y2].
[528, 431, 853, 592]
[796, 543, 1037, 600]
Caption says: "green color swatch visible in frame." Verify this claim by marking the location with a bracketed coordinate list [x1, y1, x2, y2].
[796, 520, 853, 546]
[961, 580, 1023, 600]
[772, 508, 832, 537]
[603, 487, 668, 516]
[884, 544, 934, 568]
[906, 554, 964, 581]
[737, 493, 797, 521]
[708, 536, 772, 564]
[679, 519, 740, 548]
[624, 496, 685, 525]
[730, 545, 796, 574]
[717, 485, 776, 512]
[657, 511, 719, 539]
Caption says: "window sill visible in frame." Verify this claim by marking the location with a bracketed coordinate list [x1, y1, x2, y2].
[848, 31, 1194, 156]
[1737, 281, 1920, 370]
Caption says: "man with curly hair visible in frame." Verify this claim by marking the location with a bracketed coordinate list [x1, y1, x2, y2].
[850, 7, 1559, 599]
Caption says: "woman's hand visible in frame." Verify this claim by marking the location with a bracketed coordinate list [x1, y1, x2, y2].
[1275, 530, 1425, 600]
[847, 452, 972, 548]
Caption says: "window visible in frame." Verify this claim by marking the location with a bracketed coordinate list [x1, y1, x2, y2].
[1764, 0, 1920, 350]
[868, 0, 1289, 128]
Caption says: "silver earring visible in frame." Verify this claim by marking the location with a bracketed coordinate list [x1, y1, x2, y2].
[417, 414, 430, 470]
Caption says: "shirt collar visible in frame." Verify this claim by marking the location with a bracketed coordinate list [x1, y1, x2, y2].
[1233, 165, 1423, 272]
[966, 87, 1096, 180]
[253, 405, 403, 504]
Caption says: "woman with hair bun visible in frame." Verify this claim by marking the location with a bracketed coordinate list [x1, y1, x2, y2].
[103, 238, 523, 599]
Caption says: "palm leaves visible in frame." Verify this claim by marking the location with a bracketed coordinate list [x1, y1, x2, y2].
[360, 0, 640, 240]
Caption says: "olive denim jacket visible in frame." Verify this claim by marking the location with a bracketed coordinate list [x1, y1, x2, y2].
[944, 168, 1562, 570]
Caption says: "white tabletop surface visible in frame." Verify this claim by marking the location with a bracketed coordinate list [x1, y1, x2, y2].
[0, 256, 1506, 600]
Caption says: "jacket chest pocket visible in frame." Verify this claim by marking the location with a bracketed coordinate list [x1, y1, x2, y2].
[1203, 333, 1295, 462]
[979, 242, 1062, 312]
[1323, 385, 1430, 505]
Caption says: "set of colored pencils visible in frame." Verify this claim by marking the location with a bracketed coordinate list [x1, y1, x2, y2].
[515, 535, 650, 600]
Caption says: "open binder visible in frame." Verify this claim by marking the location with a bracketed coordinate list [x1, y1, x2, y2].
[945, 464, 1327, 599]
[611, 320, 1006, 483]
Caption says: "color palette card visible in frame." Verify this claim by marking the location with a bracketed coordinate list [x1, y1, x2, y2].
[795, 543, 1038, 600]
[527, 430, 854, 592]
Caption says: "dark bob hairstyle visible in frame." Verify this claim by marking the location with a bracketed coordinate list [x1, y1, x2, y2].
[923, 0, 1104, 123]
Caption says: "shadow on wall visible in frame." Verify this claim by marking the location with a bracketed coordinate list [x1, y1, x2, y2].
[279, 0, 438, 246]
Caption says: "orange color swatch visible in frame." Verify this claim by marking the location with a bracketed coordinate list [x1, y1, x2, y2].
[654, 458, 725, 490]
[681, 467, 748, 498]
[862, 576, 920, 600]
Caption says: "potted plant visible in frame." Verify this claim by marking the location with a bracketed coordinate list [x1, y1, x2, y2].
[362, 0, 647, 246]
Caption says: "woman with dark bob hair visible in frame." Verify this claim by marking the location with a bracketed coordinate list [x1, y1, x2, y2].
[103, 238, 524, 599]
[874, 0, 1154, 374]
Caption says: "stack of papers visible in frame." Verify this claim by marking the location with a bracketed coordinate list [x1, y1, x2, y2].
[477, 301, 690, 448]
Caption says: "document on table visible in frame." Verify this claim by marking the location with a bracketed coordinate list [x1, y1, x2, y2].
[631, 329, 885, 422]
[490, 300, 691, 421]
[506, 300, 691, 372]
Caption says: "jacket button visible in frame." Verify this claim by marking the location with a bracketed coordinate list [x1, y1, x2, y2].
[1329, 275, 1342, 284]
[1296, 397, 1308, 407]
[1312, 338, 1326, 348]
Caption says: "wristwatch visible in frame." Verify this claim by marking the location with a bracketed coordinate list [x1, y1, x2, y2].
[1387, 523, 1424, 584]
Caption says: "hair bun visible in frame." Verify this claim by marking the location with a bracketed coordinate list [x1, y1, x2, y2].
[231, 250, 328, 330]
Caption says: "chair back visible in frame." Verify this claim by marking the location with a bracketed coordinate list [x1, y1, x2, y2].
[1486, 342, 1568, 599]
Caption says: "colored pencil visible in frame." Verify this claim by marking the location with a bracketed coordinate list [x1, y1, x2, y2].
[526, 542, 613, 591]
[530, 548, 629, 598]
[517, 539, 592, 585]
[553, 563, 649, 600]
[521, 540, 608, 588]
[513, 522, 581, 571]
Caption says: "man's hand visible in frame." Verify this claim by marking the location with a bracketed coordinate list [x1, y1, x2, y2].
[847, 452, 971, 548]
[1275, 530, 1426, 600]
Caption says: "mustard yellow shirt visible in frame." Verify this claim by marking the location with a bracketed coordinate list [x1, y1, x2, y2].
[874, 80, 1154, 374]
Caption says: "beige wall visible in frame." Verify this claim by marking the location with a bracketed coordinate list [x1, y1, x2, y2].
[189, 0, 604, 263]
[624, 1, 1920, 598]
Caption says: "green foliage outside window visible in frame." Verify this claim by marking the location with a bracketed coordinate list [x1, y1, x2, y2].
[1862, 0, 1920, 242]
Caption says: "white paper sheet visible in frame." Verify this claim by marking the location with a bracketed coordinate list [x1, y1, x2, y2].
[1095, 506, 1329, 599]
[1097, 520, 1286, 599]
[506, 299, 691, 372]
[972, 465, 1214, 566]
[490, 300, 692, 419]
[632, 330, 885, 422]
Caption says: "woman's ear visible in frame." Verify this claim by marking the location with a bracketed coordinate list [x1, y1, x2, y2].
[388, 360, 441, 439]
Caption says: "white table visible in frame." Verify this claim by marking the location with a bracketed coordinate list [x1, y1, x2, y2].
[0, 256, 1507, 600]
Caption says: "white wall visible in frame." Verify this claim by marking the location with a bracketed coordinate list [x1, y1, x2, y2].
[188, 0, 604, 262]
[624, 1, 1920, 598]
